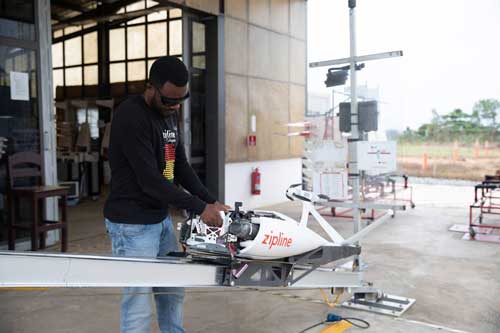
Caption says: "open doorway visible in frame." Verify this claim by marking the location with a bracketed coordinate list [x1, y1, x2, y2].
[50, 1, 224, 203]
[184, 12, 224, 200]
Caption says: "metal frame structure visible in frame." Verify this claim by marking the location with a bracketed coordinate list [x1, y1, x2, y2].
[318, 174, 415, 221]
[309, 0, 404, 241]
[469, 177, 500, 237]
[308, 0, 412, 316]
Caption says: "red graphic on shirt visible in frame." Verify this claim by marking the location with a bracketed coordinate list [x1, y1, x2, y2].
[163, 143, 175, 182]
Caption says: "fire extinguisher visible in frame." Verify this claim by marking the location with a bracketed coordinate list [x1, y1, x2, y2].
[251, 168, 261, 195]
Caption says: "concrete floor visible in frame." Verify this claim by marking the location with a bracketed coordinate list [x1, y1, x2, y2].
[1, 183, 499, 333]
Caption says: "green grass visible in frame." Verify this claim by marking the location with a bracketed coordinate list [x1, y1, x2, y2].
[398, 143, 500, 159]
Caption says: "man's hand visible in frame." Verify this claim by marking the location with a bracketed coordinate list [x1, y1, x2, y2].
[214, 201, 231, 212]
[200, 204, 225, 227]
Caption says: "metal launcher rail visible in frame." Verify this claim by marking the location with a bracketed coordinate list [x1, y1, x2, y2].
[0, 251, 363, 289]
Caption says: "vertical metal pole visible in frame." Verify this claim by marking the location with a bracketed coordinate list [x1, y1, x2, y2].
[182, 14, 192, 163]
[348, 0, 361, 235]
[35, 0, 58, 243]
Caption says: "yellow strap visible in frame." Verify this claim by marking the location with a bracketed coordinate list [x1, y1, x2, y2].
[320, 320, 352, 333]
[320, 289, 342, 307]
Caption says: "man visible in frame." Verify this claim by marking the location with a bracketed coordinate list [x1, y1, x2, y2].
[104, 56, 229, 333]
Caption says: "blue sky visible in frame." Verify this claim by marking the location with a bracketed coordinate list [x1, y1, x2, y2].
[307, 0, 500, 131]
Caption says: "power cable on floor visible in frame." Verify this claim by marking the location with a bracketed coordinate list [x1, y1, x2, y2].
[296, 289, 369, 332]
[298, 314, 370, 332]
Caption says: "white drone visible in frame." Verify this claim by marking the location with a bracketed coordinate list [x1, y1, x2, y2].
[180, 184, 384, 261]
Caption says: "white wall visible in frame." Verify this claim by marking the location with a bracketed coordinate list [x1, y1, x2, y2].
[224, 158, 302, 210]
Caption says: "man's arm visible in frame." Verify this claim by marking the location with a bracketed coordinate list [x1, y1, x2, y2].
[118, 113, 207, 215]
[174, 142, 217, 204]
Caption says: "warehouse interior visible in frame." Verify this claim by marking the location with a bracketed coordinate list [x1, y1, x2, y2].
[0, 0, 308, 245]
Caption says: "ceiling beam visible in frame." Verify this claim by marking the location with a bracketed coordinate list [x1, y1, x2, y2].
[51, 0, 89, 13]
[51, 0, 139, 30]
[52, 2, 172, 30]
[51, 12, 66, 22]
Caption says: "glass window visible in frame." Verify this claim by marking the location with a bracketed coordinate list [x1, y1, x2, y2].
[29, 70, 36, 98]
[0, 45, 39, 156]
[0, 0, 35, 40]
[53, 29, 63, 38]
[65, 67, 82, 86]
[83, 23, 97, 29]
[129, 16, 146, 25]
[4, 57, 13, 72]
[110, 63, 126, 83]
[170, 9, 182, 18]
[128, 61, 145, 81]
[192, 22, 205, 53]
[193, 55, 206, 69]
[0, 18, 35, 40]
[77, 108, 99, 139]
[52, 28, 99, 98]
[53, 69, 64, 97]
[109, 28, 126, 61]
[148, 22, 167, 57]
[83, 32, 98, 64]
[84, 65, 98, 85]
[148, 9, 167, 22]
[169, 20, 182, 55]
[64, 36, 82, 66]
[127, 25, 145, 59]
[104, 6, 184, 93]
[30, 51, 35, 69]
[52, 43, 64, 68]
[64, 26, 82, 35]
[14, 53, 29, 72]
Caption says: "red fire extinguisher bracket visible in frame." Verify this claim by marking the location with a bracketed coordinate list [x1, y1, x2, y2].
[251, 167, 261, 195]
[247, 135, 257, 146]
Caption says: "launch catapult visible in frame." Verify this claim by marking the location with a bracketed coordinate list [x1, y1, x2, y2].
[1, 185, 393, 290]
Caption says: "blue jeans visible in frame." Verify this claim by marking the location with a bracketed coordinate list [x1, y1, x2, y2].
[105, 216, 185, 333]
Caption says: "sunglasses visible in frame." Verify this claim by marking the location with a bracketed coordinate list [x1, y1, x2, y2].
[155, 87, 190, 107]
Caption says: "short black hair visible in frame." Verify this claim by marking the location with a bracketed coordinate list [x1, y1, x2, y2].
[148, 56, 189, 88]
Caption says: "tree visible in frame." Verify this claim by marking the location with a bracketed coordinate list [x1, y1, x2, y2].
[473, 99, 500, 128]
[430, 109, 441, 125]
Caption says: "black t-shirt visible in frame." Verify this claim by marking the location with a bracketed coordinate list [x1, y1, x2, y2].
[104, 95, 216, 224]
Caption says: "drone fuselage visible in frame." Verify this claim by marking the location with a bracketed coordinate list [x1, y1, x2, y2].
[183, 209, 333, 260]
[237, 213, 331, 259]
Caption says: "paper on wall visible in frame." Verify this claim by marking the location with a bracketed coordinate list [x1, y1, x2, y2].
[10, 71, 30, 101]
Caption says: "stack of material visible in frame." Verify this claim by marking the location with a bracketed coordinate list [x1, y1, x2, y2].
[57, 121, 74, 151]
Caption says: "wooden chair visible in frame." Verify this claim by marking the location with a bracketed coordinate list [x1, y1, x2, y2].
[7, 152, 69, 252]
